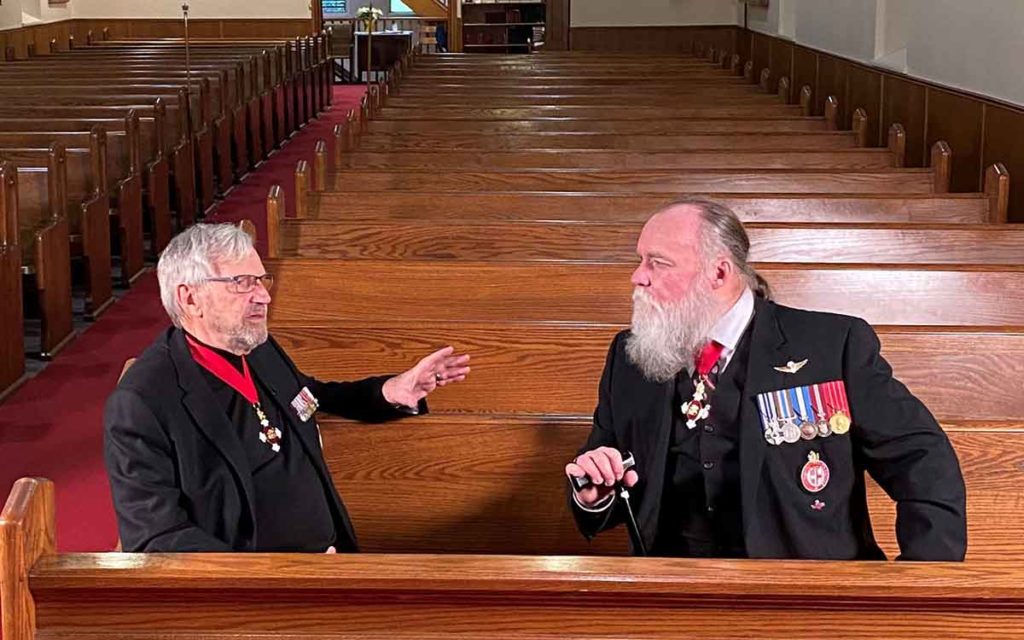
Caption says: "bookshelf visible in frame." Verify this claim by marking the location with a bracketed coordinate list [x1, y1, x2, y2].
[462, 0, 546, 54]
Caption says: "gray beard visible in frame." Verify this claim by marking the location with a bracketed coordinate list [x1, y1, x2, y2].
[625, 284, 719, 383]
[226, 323, 268, 355]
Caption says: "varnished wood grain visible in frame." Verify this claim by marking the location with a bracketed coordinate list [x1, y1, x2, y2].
[387, 93, 784, 107]
[282, 221, 1024, 266]
[308, 192, 990, 224]
[316, 416, 1020, 559]
[338, 149, 896, 171]
[266, 261, 1024, 328]
[378, 105, 804, 120]
[0, 164, 23, 397]
[926, 88, 984, 193]
[325, 169, 935, 194]
[366, 118, 829, 135]
[356, 130, 862, 152]
[274, 324, 1024, 420]
[22, 552, 1024, 638]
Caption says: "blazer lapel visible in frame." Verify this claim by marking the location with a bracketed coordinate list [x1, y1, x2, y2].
[169, 329, 257, 519]
[739, 299, 792, 546]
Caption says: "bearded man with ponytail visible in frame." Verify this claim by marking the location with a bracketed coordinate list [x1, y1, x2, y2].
[565, 198, 966, 561]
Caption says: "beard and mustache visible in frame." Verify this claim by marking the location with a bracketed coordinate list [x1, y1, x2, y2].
[625, 274, 719, 383]
[208, 303, 269, 355]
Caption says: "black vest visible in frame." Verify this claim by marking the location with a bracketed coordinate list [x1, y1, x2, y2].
[653, 328, 753, 557]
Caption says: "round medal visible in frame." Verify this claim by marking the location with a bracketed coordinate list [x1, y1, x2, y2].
[799, 421, 818, 440]
[800, 451, 830, 493]
[782, 422, 801, 444]
[816, 420, 832, 437]
[829, 411, 851, 435]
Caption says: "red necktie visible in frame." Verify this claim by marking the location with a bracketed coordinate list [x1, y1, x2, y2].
[695, 341, 725, 378]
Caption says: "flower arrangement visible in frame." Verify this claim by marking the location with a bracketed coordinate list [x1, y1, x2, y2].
[355, 6, 385, 26]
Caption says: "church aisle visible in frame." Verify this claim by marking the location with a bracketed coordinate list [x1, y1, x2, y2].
[0, 85, 366, 553]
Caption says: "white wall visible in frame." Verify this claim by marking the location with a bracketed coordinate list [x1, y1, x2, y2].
[571, 0, 741, 28]
[0, 2, 23, 31]
[0, 0, 73, 31]
[745, 0, 1024, 106]
[72, 0, 311, 19]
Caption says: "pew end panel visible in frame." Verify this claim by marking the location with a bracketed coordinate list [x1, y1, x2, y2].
[825, 95, 839, 131]
[985, 163, 1010, 224]
[144, 155, 172, 255]
[32, 215, 74, 359]
[888, 123, 907, 168]
[294, 160, 311, 219]
[799, 85, 813, 116]
[852, 107, 869, 148]
[265, 184, 284, 260]
[931, 141, 953, 193]
[0, 161, 26, 401]
[313, 139, 328, 192]
[0, 477, 55, 640]
[114, 172, 145, 287]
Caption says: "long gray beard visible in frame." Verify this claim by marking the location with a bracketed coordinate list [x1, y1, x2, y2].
[625, 284, 719, 383]
[227, 323, 268, 355]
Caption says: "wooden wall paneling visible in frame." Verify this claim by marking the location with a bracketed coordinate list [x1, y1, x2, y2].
[982, 104, 1024, 222]
[882, 75, 928, 168]
[751, 30, 770, 83]
[848, 64, 883, 147]
[568, 26, 734, 54]
[769, 38, 793, 99]
[792, 46, 818, 113]
[817, 54, 851, 127]
[926, 88, 984, 193]
[545, 0, 570, 52]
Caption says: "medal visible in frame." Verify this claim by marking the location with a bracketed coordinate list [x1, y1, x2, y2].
[800, 451, 830, 493]
[683, 345, 721, 430]
[254, 403, 283, 452]
[290, 386, 319, 422]
[824, 380, 853, 435]
[757, 393, 785, 445]
[782, 422, 801, 444]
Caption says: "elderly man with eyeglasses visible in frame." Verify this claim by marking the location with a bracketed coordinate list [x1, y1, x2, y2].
[104, 223, 470, 553]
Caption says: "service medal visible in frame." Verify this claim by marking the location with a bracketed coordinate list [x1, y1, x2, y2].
[800, 451, 830, 493]
[799, 421, 818, 440]
[829, 411, 851, 435]
[781, 422, 801, 444]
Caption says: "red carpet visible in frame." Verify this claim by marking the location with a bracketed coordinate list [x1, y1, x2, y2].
[0, 85, 366, 554]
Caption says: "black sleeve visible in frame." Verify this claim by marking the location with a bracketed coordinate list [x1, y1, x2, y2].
[305, 374, 428, 422]
[568, 334, 626, 539]
[844, 318, 967, 561]
[104, 388, 233, 552]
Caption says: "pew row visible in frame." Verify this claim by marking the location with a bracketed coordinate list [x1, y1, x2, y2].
[5, 481, 1024, 639]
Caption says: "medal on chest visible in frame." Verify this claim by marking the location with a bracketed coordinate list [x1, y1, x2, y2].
[681, 377, 713, 430]
[254, 403, 283, 453]
[800, 451, 830, 493]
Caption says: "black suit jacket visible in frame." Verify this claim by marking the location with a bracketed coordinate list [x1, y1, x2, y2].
[104, 327, 423, 552]
[571, 298, 967, 560]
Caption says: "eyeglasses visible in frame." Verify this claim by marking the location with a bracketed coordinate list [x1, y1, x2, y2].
[205, 274, 275, 294]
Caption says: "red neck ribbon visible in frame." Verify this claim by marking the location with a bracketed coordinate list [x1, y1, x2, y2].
[695, 341, 726, 378]
[186, 335, 258, 404]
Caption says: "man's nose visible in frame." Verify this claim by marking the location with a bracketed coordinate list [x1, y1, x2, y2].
[631, 264, 650, 287]
[253, 282, 272, 304]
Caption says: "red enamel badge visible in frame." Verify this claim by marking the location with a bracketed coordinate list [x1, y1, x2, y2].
[800, 451, 830, 493]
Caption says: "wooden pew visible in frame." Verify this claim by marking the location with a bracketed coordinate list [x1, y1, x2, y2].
[0, 66, 238, 193]
[322, 168, 945, 195]
[366, 117, 833, 135]
[0, 93, 198, 226]
[276, 220, 1024, 265]
[0, 161, 26, 401]
[377, 104, 808, 119]
[0, 113, 171, 254]
[0, 85, 212, 216]
[6, 478, 1024, 639]
[265, 260, 1024, 328]
[299, 190, 1000, 224]
[315, 413, 1024, 560]
[3, 146, 73, 358]
[0, 136, 119, 312]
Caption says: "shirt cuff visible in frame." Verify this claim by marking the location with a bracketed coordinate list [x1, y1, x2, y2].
[572, 489, 615, 513]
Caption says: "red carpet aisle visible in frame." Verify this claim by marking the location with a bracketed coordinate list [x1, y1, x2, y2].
[0, 86, 366, 553]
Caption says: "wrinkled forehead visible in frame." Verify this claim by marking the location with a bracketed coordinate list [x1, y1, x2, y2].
[211, 248, 264, 277]
[637, 206, 704, 257]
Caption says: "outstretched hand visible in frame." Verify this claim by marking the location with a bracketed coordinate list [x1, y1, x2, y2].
[382, 346, 471, 409]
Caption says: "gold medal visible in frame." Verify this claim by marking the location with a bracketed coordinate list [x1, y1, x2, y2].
[829, 411, 851, 435]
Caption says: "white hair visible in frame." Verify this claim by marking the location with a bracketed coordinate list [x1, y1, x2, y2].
[157, 223, 254, 327]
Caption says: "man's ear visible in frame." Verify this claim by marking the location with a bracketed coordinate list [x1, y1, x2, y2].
[176, 283, 202, 320]
[714, 258, 734, 288]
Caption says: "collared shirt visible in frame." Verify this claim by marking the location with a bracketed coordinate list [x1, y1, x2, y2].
[573, 287, 756, 513]
[687, 286, 755, 377]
